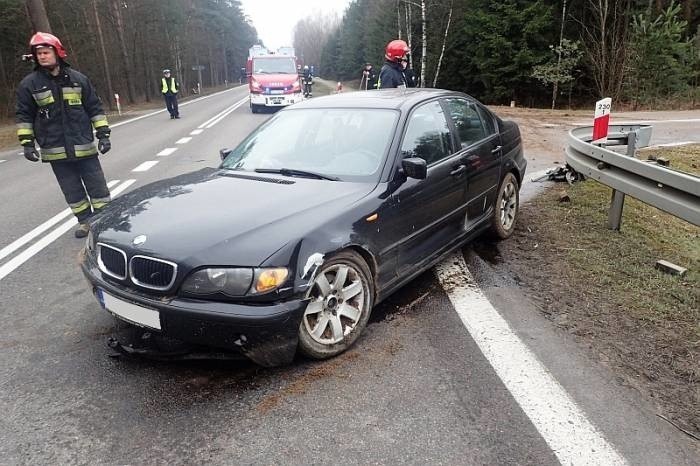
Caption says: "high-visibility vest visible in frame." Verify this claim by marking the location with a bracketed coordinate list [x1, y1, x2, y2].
[161, 77, 178, 94]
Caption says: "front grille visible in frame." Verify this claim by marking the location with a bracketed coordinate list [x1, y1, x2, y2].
[97, 243, 127, 280]
[129, 255, 177, 291]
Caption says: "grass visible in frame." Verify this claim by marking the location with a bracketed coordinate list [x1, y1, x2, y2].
[641, 143, 700, 177]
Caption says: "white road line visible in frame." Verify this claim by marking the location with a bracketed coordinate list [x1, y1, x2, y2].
[0, 160, 6, 164]
[199, 97, 248, 128]
[190, 129, 204, 135]
[157, 147, 178, 157]
[435, 253, 627, 466]
[176, 137, 192, 144]
[0, 179, 136, 282]
[132, 160, 159, 172]
[657, 141, 696, 147]
[110, 87, 244, 129]
[0, 180, 120, 263]
[205, 98, 249, 128]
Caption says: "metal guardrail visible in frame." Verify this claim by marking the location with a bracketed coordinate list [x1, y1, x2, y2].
[565, 125, 700, 229]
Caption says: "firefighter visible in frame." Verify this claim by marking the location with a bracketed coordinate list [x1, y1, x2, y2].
[161, 69, 180, 119]
[16, 32, 112, 239]
[302, 65, 313, 97]
[378, 40, 408, 89]
[360, 63, 377, 90]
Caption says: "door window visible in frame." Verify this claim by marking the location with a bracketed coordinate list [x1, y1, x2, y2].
[444, 98, 487, 149]
[400, 101, 453, 165]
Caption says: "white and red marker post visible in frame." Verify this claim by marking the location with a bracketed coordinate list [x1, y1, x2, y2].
[114, 93, 122, 116]
[592, 97, 611, 144]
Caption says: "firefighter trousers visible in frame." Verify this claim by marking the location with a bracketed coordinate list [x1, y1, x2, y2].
[50, 157, 111, 223]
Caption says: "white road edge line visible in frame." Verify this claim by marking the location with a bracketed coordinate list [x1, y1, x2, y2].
[435, 253, 627, 466]
[190, 129, 204, 135]
[0, 180, 120, 263]
[0, 160, 6, 163]
[0, 179, 136, 282]
[175, 137, 192, 144]
[657, 141, 695, 147]
[205, 98, 249, 128]
[157, 148, 178, 157]
[132, 160, 159, 172]
[110, 87, 244, 129]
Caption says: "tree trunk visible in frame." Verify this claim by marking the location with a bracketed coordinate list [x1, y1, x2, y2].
[553, 0, 567, 109]
[397, 0, 402, 39]
[26, 0, 51, 32]
[432, 1, 452, 88]
[420, 0, 427, 87]
[92, 0, 115, 110]
[109, 0, 136, 103]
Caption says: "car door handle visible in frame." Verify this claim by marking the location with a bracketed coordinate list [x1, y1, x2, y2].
[491, 145, 503, 154]
[450, 164, 466, 176]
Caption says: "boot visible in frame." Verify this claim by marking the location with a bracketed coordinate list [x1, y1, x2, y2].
[75, 223, 90, 238]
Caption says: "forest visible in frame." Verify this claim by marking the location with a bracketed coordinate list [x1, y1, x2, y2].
[0, 0, 258, 117]
[299, 0, 700, 109]
[1, 0, 699, 120]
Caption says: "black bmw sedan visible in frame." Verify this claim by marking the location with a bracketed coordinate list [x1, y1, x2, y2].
[80, 89, 526, 366]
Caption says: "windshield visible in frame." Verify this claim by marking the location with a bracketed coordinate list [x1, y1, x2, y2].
[252, 57, 297, 74]
[221, 108, 398, 182]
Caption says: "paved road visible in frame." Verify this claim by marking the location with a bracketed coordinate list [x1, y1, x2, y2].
[0, 89, 697, 465]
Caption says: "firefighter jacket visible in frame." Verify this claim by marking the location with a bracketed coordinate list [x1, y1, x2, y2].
[403, 68, 418, 88]
[378, 60, 406, 89]
[161, 77, 179, 95]
[16, 65, 110, 163]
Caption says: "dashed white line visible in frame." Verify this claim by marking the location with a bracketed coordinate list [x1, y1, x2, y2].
[0, 180, 120, 263]
[132, 160, 159, 172]
[435, 253, 627, 466]
[0, 179, 136, 282]
[205, 98, 249, 128]
[190, 129, 204, 136]
[157, 147, 178, 157]
[0, 160, 6, 164]
[176, 137, 192, 144]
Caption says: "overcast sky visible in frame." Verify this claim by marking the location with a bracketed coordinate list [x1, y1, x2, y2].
[239, 0, 351, 51]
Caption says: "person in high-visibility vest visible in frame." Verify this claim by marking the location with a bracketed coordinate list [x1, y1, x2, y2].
[16, 32, 112, 238]
[161, 69, 180, 119]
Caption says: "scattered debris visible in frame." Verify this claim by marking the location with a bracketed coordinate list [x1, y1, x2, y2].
[559, 191, 571, 203]
[655, 260, 688, 277]
[656, 157, 670, 167]
[531, 164, 585, 185]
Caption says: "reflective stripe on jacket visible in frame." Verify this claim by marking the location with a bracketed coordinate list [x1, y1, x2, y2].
[161, 77, 178, 94]
[15, 65, 109, 163]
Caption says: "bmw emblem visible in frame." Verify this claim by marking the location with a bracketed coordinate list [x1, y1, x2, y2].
[132, 235, 147, 246]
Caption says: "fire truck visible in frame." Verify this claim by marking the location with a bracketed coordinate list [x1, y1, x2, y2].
[246, 45, 302, 113]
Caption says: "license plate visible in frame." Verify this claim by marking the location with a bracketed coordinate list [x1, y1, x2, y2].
[270, 98, 283, 105]
[96, 288, 161, 330]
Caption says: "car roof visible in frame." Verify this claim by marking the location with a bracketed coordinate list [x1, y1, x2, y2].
[289, 88, 471, 111]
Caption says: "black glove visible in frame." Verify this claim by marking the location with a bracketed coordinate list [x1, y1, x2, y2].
[98, 138, 111, 154]
[23, 146, 40, 162]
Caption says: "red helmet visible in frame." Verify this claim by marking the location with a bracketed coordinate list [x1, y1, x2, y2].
[385, 40, 409, 62]
[30, 32, 67, 59]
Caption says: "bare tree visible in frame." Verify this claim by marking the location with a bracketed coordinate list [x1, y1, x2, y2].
[432, 0, 453, 87]
[92, 0, 115, 109]
[577, 0, 632, 100]
[25, 0, 51, 32]
[109, 0, 136, 103]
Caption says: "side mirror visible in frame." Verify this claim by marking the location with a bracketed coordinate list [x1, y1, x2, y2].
[219, 148, 232, 161]
[401, 157, 427, 180]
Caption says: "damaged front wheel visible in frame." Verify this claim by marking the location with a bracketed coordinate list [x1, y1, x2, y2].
[298, 251, 373, 359]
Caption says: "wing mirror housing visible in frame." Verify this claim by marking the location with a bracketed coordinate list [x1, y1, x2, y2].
[401, 157, 427, 180]
[219, 148, 232, 161]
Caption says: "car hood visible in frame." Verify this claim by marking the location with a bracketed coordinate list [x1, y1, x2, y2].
[95, 168, 374, 266]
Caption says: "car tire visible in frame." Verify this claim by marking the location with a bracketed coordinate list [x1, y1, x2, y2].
[489, 172, 520, 240]
[298, 251, 373, 360]
[250, 103, 259, 114]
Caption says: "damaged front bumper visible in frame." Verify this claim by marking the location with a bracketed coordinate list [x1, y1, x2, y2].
[80, 252, 307, 367]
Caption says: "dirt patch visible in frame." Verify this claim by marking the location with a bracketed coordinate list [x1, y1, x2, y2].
[498, 179, 699, 438]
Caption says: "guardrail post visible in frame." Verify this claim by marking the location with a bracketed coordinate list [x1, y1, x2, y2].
[607, 131, 637, 230]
